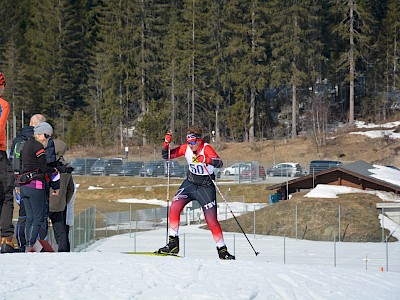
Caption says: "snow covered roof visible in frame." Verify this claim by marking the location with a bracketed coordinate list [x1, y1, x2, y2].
[266, 160, 400, 195]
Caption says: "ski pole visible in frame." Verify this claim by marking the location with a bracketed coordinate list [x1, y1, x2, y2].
[166, 142, 171, 244]
[204, 164, 259, 256]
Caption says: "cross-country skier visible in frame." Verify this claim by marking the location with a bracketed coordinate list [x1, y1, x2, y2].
[157, 124, 235, 260]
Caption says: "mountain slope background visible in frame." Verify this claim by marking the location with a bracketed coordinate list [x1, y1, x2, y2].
[63, 121, 400, 242]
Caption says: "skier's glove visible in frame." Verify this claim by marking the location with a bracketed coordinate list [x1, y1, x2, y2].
[195, 154, 212, 165]
[163, 131, 172, 149]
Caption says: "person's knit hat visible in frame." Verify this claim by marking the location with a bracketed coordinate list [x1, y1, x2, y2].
[34, 122, 53, 135]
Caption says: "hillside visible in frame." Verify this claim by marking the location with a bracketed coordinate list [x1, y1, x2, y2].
[63, 121, 400, 243]
[216, 192, 397, 243]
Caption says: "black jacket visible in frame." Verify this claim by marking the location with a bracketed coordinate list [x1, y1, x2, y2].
[20, 136, 60, 190]
[9, 126, 56, 164]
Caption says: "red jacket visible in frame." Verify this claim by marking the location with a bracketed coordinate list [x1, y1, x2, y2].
[0, 97, 10, 151]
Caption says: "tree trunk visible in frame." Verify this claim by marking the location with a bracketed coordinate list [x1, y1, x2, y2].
[191, 0, 195, 125]
[349, 2, 355, 124]
[141, 0, 147, 146]
[292, 84, 297, 139]
[249, 86, 255, 143]
[171, 59, 175, 133]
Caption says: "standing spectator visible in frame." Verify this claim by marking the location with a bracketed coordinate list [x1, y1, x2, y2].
[157, 125, 235, 260]
[0, 72, 15, 253]
[19, 122, 59, 250]
[48, 139, 74, 252]
[10, 114, 56, 252]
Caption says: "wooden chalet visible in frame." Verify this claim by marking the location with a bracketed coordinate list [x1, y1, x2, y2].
[267, 160, 400, 200]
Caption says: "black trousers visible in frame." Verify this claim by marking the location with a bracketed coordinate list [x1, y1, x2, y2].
[16, 201, 27, 252]
[0, 151, 15, 238]
[48, 211, 69, 252]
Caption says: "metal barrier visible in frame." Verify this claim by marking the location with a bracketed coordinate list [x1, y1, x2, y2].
[69, 206, 96, 252]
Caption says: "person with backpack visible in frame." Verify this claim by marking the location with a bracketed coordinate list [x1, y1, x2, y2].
[0, 72, 16, 253]
[18, 122, 60, 250]
[10, 114, 56, 252]
[157, 125, 235, 260]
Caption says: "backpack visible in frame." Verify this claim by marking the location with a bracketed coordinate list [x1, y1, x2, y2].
[12, 139, 26, 174]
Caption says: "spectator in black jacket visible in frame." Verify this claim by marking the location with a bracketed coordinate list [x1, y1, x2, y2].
[19, 122, 59, 250]
[10, 114, 56, 252]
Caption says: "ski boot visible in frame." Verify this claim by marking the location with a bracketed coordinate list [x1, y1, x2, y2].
[217, 245, 235, 260]
[157, 235, 179, 254]
[1, 237, 15, 254]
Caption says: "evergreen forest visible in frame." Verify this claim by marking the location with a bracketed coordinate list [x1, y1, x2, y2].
[0, 0, 399, 148]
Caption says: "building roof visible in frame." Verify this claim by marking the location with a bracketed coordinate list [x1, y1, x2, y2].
[266, 160, 400, 195]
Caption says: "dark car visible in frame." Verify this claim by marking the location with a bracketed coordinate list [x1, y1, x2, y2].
[118, 161, 144, 176]
[105, 158, 124, 175]
[139, 161, 165, 177]
[266, 163, 302, 177]
[90, 158, 123, 176]
[164, 161, 187, 177]
[309, 160, 341, 174]
[239, 165, 266, 181]
[70, 158, 98, 175]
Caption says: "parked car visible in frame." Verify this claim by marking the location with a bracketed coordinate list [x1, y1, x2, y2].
[222, 163, 250, 176]
[266, 163, 302, 177]
[214, 168, 222, 179]
[70, 157, 98, 175]
[164, 161, 187, 177]
[90, 158, 123, 176]
[139, 161, 165, 177]
[118, 161, 144, 176]
[309, 160, 341, 174]
[239, 165, 266, 181]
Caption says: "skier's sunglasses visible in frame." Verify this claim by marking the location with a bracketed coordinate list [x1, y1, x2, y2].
[186, 134, 201, 145]
[44, 133, 52, 139]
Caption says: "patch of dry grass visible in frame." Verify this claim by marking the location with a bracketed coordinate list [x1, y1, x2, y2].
[72, 177, 273, 215]
[217, 192, 397, 242]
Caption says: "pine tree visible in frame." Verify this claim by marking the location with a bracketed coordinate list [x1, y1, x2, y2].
[381, 0, 400, 117]
[221, 0, 268, 142]
[331, 0, 374, 124]
[268, 0, 323, 139]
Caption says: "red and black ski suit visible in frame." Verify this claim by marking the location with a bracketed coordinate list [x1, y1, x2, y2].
[163, 140, 227, 247]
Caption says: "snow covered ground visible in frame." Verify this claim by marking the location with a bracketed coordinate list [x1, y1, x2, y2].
[2, 224, 400, 300]
[4, 182, 400, 300]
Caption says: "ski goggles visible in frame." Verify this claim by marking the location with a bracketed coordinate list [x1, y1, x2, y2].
[186, 134, 201, 145]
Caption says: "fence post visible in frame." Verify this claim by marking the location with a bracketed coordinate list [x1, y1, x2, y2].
[153, 208, 156, 230]
[183, 233, 186, 257]
[93, 206, 97, 242]
[129, 205, 132, 238]
[338, 206, 341, 242]
[382, 208, 385, 243]
[84, 209, 87, 251]
[283, 235, 286, 264]
[334, 235, 336, 267]
[295, 205, 298, 240]
[117, 211, 120, 235]
[386, 235, 389, 272]
[134, 231, 136, 253]
[78, 212, 81, 251]
[253, 206, 256, 239]
[233, 233, 236, 256]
